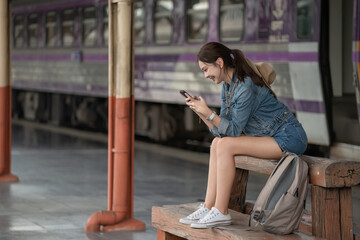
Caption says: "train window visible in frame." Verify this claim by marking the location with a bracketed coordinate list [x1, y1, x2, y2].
[28, 14, 39, 48]
[82, 7, 97, 46]
[14, 15, 25, 48]
[103, 6, 108, 46]
[186, 0, 209, 43]
[296, 0, 315, 39]
[135, 1, 146, 45]
[62, 9, 75, 47]
[154, 0, 173, 44]
[46, 11, 57, 47]
[219, 0, 244, 42]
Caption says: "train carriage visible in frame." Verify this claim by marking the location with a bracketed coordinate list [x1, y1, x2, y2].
[11, 0, 360, 154]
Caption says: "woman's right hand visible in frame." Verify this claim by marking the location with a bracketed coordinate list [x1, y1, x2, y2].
[186, 96, 212, 118]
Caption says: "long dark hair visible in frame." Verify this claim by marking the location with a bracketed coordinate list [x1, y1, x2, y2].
[197, 42, 264, 86]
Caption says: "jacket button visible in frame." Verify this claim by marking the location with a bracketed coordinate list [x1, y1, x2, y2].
[284, 111, 288, 114]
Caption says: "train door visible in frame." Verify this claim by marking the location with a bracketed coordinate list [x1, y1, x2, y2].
[290, 0, 331, 147]
[328, 0, 360, 145]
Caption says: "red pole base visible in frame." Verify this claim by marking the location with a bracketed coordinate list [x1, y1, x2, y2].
[85, 210, 145, 232]
[103, 218, 145, 232]
[0, 174, 19, 182]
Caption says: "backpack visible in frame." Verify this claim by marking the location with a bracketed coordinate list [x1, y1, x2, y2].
[249, 152, 309, 235]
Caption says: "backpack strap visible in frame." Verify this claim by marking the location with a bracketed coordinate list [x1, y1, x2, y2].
[270, 151, 294, 177]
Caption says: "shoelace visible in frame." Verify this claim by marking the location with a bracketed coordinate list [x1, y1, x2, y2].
[199, 209, 218, 223]
[188, 204, 207, 219]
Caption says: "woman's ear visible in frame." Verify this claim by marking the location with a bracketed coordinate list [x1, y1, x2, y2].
[216, 57, 224, 69]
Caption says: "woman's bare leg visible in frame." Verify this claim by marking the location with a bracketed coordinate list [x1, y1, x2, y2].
[215, 136, 282, 214]
[204, 137, 220, 209]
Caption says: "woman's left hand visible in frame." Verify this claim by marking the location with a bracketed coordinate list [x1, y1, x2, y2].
[186, 96, 212, 117]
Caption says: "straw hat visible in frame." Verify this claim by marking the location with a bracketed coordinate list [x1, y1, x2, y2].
[245, 58, 276, 91]
[245, 58, 276, 97]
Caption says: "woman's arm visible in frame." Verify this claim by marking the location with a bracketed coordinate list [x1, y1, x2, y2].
[185, 78, 255, 137]
[191, 101, 220, 129]
[185, 96, 214, 129]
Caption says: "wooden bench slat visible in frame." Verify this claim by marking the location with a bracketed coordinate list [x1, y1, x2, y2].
[234, 155, 360, 188]
[152, 203, 318, 240]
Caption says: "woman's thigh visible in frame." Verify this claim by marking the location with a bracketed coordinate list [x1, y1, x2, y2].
[218, 136, 282, 160]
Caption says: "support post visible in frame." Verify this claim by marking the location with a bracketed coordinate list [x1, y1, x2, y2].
[0, 0, 19, 182]
[85, 0, 145, 232]
[157, 230, 186, 240]
[229, 168, 249, 212]
[311, 185, 353, 240]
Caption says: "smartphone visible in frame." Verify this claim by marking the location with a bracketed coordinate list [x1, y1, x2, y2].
[179, 90, 198, 99]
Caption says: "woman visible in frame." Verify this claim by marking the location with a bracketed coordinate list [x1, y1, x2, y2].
[179, 42, 307, 229]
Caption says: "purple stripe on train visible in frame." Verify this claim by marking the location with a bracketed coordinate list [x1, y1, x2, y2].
[13, 52, 319, 63]
[278, 98, 325, 114]
[353, 51, 360, 62]
[295, 99, 325, 113]
[82, 54, 107, 62]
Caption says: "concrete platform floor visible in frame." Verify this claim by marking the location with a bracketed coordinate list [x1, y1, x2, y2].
[0, 121, 359, 239]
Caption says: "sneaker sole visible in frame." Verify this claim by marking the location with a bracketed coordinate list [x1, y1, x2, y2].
[191, 220, 232, 229]
[179, 219, 199, 225]
[206, 221, 232, 228]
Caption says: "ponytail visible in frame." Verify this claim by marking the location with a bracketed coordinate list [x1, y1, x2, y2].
[231, 49, 264, 86]
[197, 42, 264, 86]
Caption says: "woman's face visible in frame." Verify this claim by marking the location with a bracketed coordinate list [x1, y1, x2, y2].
[198, 60, 223, 84]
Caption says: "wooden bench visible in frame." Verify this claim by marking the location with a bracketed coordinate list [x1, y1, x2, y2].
[152, 155, 360, 240]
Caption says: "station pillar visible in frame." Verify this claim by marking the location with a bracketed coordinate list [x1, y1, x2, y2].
[85, 0, 145, 232]
[0, 0, 19, 182]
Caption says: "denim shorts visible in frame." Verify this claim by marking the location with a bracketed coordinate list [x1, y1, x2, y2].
[272, 120, 308, 155]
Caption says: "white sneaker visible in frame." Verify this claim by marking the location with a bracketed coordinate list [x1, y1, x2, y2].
[190, 207, 232, 229]
[179, 203, 210, 225]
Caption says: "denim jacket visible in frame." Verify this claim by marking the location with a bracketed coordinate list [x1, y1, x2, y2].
[210, 75, 293, 137]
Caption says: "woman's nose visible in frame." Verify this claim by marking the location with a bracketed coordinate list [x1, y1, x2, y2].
[204, 72, 209, 78]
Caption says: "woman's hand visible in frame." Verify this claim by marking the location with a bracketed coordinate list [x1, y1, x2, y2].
[185, 96, 212, 117]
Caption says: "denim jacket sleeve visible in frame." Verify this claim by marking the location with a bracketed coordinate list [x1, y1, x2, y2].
[209, 77, 255, 137]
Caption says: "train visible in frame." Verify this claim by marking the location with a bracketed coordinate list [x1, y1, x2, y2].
[11, 0, 360, 155]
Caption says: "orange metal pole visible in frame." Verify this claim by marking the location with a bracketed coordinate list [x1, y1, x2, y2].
[85, 0, 144, 232]
[0, 0, 19, 182]
[107, 96, 115, 212]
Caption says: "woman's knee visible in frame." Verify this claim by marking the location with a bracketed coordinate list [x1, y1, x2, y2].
[216, 137, 235, 168]
[216, 138, 236, 170]
[216, 137, 236, 157]
[210, 137, 221, 151]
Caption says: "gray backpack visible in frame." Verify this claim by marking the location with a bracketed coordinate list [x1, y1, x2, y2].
[249, 152, 309, 234]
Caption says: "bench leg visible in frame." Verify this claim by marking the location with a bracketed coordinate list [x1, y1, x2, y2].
[311, 186, 353, 240]
[229, 169, 249, 212]
[157, 229, 186, 240]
